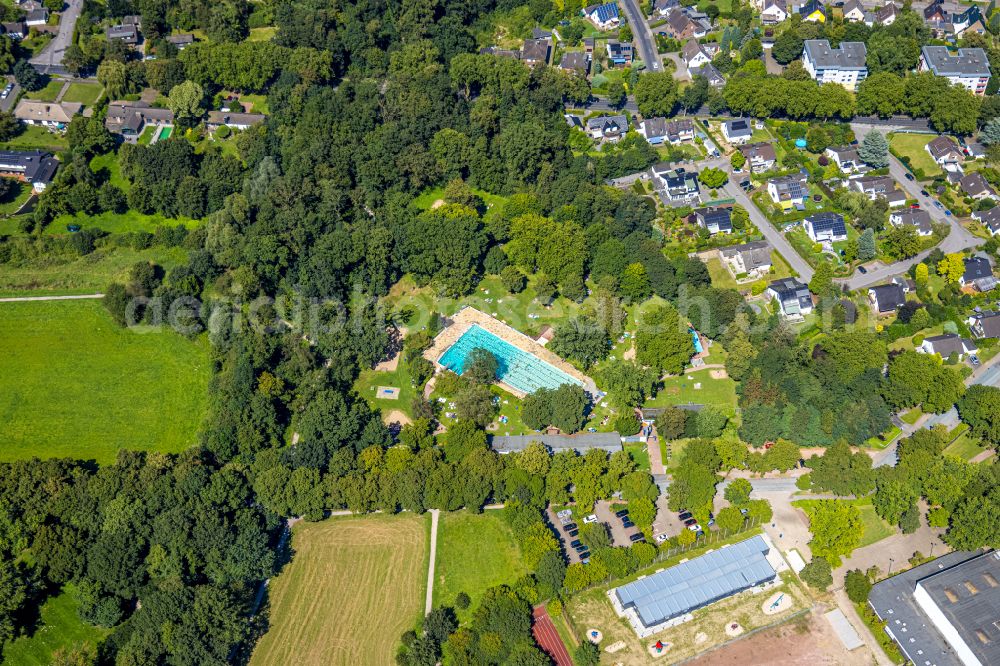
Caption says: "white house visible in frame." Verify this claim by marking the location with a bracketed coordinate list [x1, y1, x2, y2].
[760, 0, 788, 24]
[722, 118, 752, 145]
[802, 40, 868, 91]
[919, 333, 977, 361]
[919, 45, 991, 96]
[585, 2, 621, 30]
[767, 278, 813, 317]
[824, 146, 862, 173]
[804, 212, 848, 243]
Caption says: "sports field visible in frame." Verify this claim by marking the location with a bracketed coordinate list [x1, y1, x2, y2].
[434, 510, 528, 617]
[250, 514, 429, 666]
[0, 300, 210, 463]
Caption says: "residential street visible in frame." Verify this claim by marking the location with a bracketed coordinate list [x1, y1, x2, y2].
[618, 0, 661, 72]
[30, 0, 84, 75]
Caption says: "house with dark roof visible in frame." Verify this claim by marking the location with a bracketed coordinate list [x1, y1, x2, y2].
[606, 40, 633, 66]
[558, 51, 590, 74]
[804, 212, 847, 243]
[959, 256, 997, 291]
[586, 114, 628, 143]
[637, 118, 693, 145]
[850, 175, 907, 207]
[719, 240, 772, 278]
[868, 283, 907, 315]
[585, 2, 620, 29]
[842, 0, 870, 24]
[972, 206, 1000, 236]
[967, 310, 1000, 338]
[682, 39, 711, 70]
[480, 46, 520, 59]
[890, 208, 934, 236]
[521, 38, 551, 66]
[824, 145, 862, 173]
[694, 206, 732, 235]
[740, 142, 777, 173]
[653, 0, 680, 15]
[919, 333, 977, 360]
[105, 101, 174, 139]
[767, 173, 808, 210]
[1, 21, 25, 39]
[958, 171, 996, 199]
[874, 2, 899, 25]
[0, 150, 58, 192]
[767, 277, 813, 317]
[926, 135, 964, 170]
[531, 27, 552, 40]
[662, 9, 696, 39]
[653, 166, 701, 204]
[107, 22, 141, 46]
[797, 0, 826, 22]
[206, 111, 265, 131]
[802, 39, 868, 90]
[722, 118, 752, 145]
[760, 0, 788, 24]
[691, 62, 725, 88]
[25, 8, 47, 26]
[166, 33, 195, 49]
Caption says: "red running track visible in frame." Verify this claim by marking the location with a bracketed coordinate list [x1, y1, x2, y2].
[532, 605, 573, 666]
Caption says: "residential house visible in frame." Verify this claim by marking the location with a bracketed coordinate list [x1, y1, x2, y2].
[206, 111, 265, 132]
[967, 310, 1000, 338]
[166, 33, 195, 49]
[804, 211, 848, 243]
[558, 51, 590, 74]
[694, 206, 733, 235]
[958, 171, 996, 200]
[873, 2, 899, 25]
[583, 38, 596, 54]
[25, 7, 47, 26]
[1, 21, 26, 39]
[107, 23, 140, 46]
[521, 38, 551, 67]
[13, 100, 82, 130]
[639, 118, 694, 145]
[637, 117, 669, 144]
[653, 0, 680, 15]
[565, 113, 584, 130]
[868, 283, 907, 315]
[682, 39, 711, 70]
[850, 175, 907, 207]
[722, 118, 752, 145]
[972, 206, 1000, 236]
[890, 208, 934, 236]
[925, 135, 964, 171]
[653, 166, 701, 204]
[760, 0, 788, 24]
[531, 28, 553, 40]
[585, 2, 621, 30]
[964, 141, 987, 159]
[663, 10, 696, 40]
[919, 333, 977, 360]
[479, 46, 520, 59]
[960, 256, 997, 291]
[586, 114, 629, 143]
[797, 0, 826, 22]
[802, 39, 868, 91]
[767, 277, 813, 317]
[923, 0, 981, 37]
[919, 46, 991, 96]
[606, 40, 633, 67]
[739, 142, 777, 173]
[105, 101, 174, 139]
[665, 119, 695, 144]
[842, 0, 869, 24]
[824, 145, 862, 173]
[0, 150, 58, 192]
[719, 240, 772, 279]
[767, 173, 808, 210]
[691, 63, 725, 88]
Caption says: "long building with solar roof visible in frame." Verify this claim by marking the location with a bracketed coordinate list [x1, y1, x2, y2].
[609, 535, 778, 636]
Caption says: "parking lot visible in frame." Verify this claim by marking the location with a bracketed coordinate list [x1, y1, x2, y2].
[549, 500, 650, 563]
[548, 506, 587, 563]
[593, 500, 642, 547]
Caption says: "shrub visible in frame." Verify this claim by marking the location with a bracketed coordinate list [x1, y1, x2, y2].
[613, 413, 641, 436]
[795, 473, 812, 491]
[800, 556, 833, 590]
[215, 124, 231, 139]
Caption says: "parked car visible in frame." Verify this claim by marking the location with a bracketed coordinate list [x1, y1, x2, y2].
[614, 509, 629, 518]
[945, 209, 952, 216]
[687, 523, 702, 532]
[564, 522, 577, 531]
[683, 518, 697, 526]
[567, 529, 579, 537]
[910, 203, 920, 209]
[570, 540, 582, 549]
[934, 200, 944, 209]
[970, 354, 981, 366]
[740, 508, 749, 516]
[622, 519, 635, 528]
[655, 533, 669, 543]
[696, 530, 705, 537]
[921, 189, 929, 196]
[678, 511, 692, 521]
[629, 534, 645, 543]
[574, 544, 588, 552]
[904, 172, 915, 181]
[858, 265, 867, 274]
[583, 514, 598, 524]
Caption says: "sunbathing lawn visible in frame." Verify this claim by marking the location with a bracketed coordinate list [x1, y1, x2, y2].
[25, 79, 64, 102]
[889, 133, 943, 178]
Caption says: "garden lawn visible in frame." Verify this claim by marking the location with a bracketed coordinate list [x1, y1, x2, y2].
[411, 185, 506, 211]
[250, 514, 429, 666]
[0, 245, 189, 297]
[25, 79, 64, 102]
[434, 511, 528, 620]
[0, 181, 32, 215]
[889, 133, 942, 178]
[624, 442, 650, 472]
[0, 300, 211, 463]
[89, 152, 130, 192]
[706, 256, 739, 289]
[46, 211, 200, 236]
[239, 93, 269, 115]
[2, 585, 111, 665]
[60, 82, 104, 105]
[792, 497, 894, 550]
[944, 431, 989, 461]
[770, 249, 796, 279]
[355, 359, 419, 422]
[248, 26, 277, 41]
[0, 124, 68, 152]
[646, 370, 738, 417]
[137, 125, 156, 145]
[901, 407, 923, 426]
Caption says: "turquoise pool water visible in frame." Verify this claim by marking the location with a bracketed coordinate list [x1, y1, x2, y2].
[690, 328, 703, 354]
[437, 324, 582, 394]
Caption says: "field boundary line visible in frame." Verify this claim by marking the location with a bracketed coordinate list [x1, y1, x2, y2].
[425, 508, 439, 615]
[0, 294, 104, 302]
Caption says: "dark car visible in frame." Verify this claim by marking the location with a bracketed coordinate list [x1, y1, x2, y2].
[678, 511, 692, 520]
[684, 518, 697, 526]
[629, 534, 645, 543]
[904, 172, 915, 181]
[564, 522, 577, 531]
[574, 544, 588, 552]
[622, 519, 635, 528]
[570, 540, 582, 549]
[858, 265, 867, 274]
[921, 189, 929, 196]
[615, 509, 629, 518]
[567, 529, 579, 537]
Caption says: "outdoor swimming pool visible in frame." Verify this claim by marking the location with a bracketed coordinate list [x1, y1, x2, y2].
[158, 126, 173, 140]
[689, 328, 703, 354]
[437, 324, 582, 394]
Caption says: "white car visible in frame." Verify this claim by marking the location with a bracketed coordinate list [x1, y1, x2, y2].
[687, 523, 702, 532]
[655, 533, 668, 543]
[583, 514, 598, 524]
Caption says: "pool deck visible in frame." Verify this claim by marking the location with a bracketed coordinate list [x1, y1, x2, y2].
[425, 307, 599, 399]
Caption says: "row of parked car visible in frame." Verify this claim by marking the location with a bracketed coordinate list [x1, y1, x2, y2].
[616, 507, 646, 544]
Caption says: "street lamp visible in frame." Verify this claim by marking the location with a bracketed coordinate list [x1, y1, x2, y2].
[887, 557, 894, 576]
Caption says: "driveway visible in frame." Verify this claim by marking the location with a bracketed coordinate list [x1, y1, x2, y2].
[751, 489, 814, 562]
[618, 0, 662, 72]
[30, 0, 84, 74]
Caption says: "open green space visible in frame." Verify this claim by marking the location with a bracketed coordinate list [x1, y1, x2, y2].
[411, 185, 506, 212]
[0, 300, 211, 463]
[793, 497, 895, 550]
[901, 407, 923, 426]
[434, 510, 528, 619]
[89, 152, 130, 192]
[60, 82, 104, 105]
[944, 431, 990, 461]
[645, 370, 738, 417]
[0, 245, 189, 297]
[137, 125, 157, 145]
[2, 585, 110, 666]
[889, 133, 942, 178]
[248, 26, 277, 41]
[624, 441, 651, 472]
[45, 211, 200, 236]
[239, 93, 269, 115]
[706, 256, 739, 289]
[355, 357, 419, 421]
[25, 79, 65, 103]
[0, 181, 32, 215]
[0, 124, 69, 152]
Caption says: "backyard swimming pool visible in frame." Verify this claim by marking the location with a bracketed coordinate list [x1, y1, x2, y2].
[437, 324, 582, 394]
[158, 126, 173, 140]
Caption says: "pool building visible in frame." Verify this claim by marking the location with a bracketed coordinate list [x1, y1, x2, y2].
[425, 307, 599, 398]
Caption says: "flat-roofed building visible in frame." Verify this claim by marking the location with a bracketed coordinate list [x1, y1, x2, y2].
[802, 39, 867, 90]
[490, 432, 622, 454]
[920, 46, 991, 95]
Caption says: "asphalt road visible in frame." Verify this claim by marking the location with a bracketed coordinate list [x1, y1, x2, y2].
[30, 0, 83, 74]
[618, 0, 662, 72]
[0, 80, 19, 112]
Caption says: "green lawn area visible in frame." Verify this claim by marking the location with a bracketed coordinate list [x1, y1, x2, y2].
[793, 497, 895, 551]
[137, 125, 156, 145]
[434, 510, 528, 620]
[239, 93, 269, 115]
[25, 79, 65, 102]
[770, 249, 796, 279]
[624, 441, 650, 472]
[901, 407, 923, 426]
[646, 370, 739, 417]
[248, 26, 277, 41]
[944, 431, 989, 461]
[0, 300, 211, 463]
[0, 124, 68, 152]
[889, 133, 942, 178]
[0, 181, 32, 215]
[45, 211, 200, 236]
[706, 256, 739, 289]
[89, 152, 130, 192]
[2, 585, 110, 665]
[355, 358, 419, 423]
[60, 82, 104, 105]
[0, 245, 189, 297]
[411, 185, 506, 211]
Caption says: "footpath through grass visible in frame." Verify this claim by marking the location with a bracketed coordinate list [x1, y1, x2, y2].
[250, 514, 429, 666]
[0, 300, 210, 463]
[434, 510, 528, 619]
